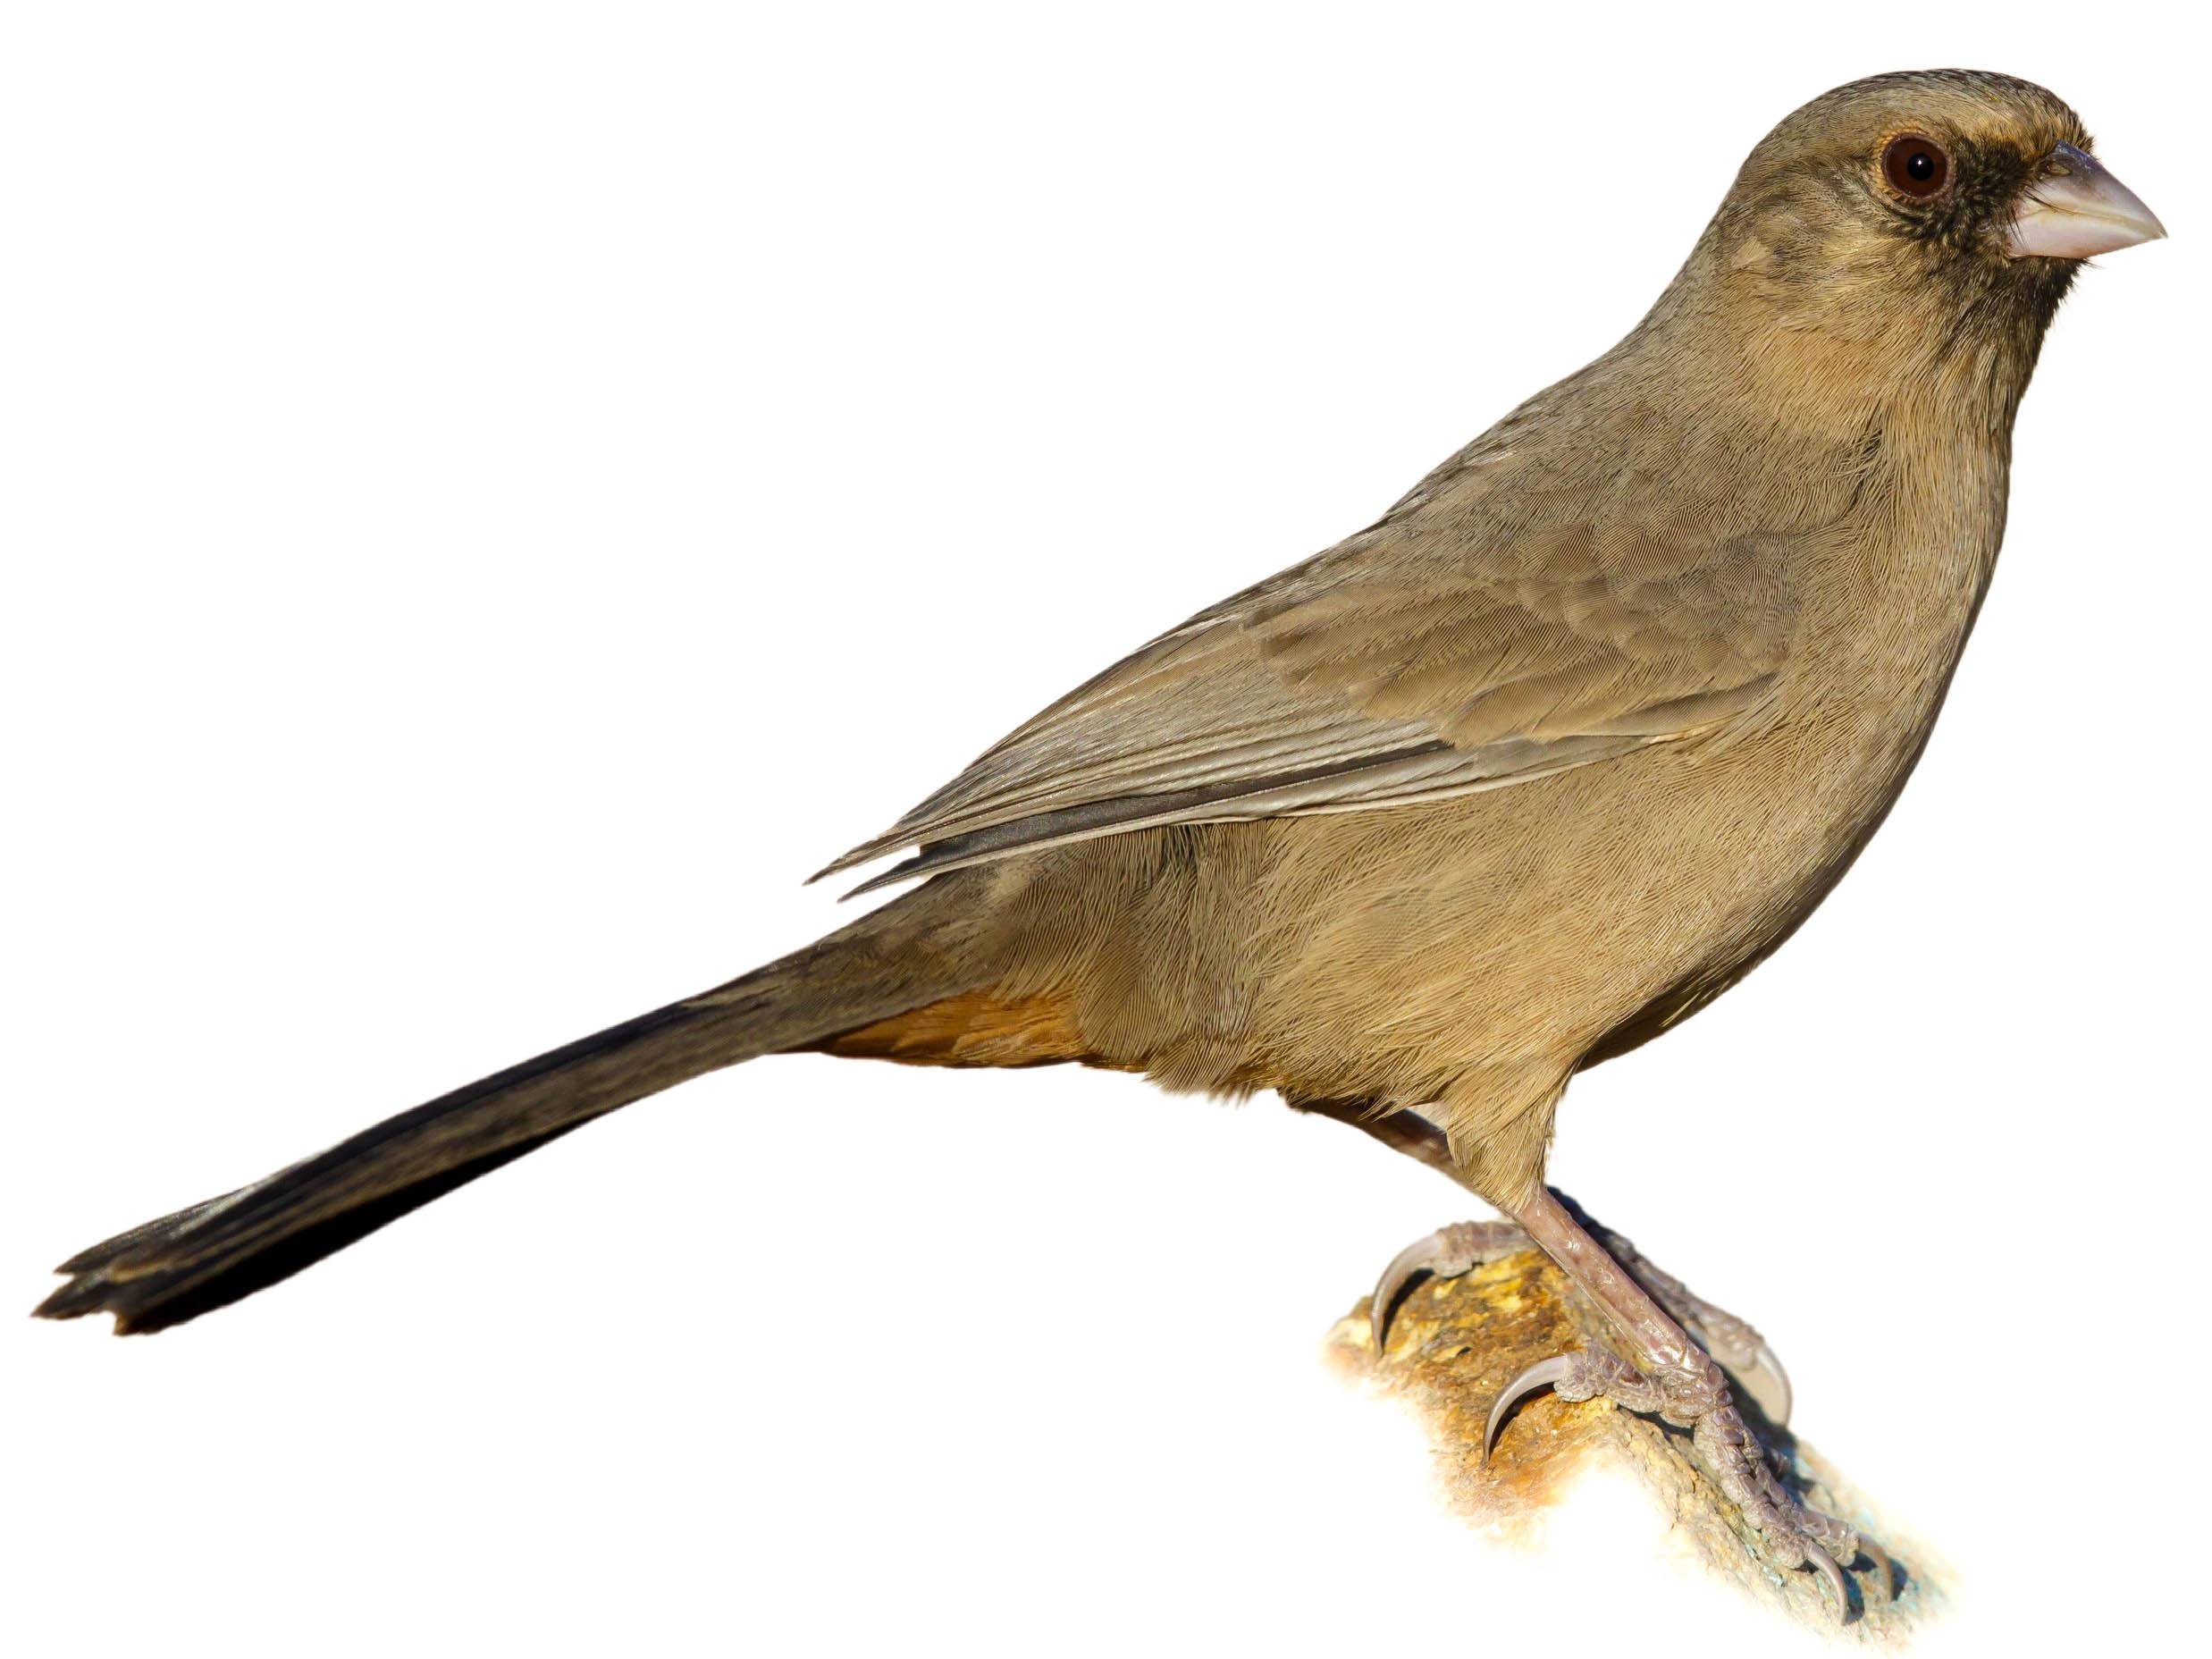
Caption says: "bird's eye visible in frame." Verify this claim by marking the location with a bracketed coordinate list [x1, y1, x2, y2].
[1882, 134, 1950, 198]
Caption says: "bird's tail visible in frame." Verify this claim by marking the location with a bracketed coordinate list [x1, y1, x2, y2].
[36, 877, 992, 1334]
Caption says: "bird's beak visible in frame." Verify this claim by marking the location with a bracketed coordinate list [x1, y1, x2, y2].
[2005, 140, 2166, 259]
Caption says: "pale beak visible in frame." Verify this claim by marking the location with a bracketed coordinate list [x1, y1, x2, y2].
[2005, 140, 2166, 258]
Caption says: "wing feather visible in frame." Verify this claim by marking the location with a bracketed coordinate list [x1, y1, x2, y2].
[816, 507, 1795, 889]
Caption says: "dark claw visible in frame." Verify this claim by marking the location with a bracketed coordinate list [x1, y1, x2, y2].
[1738, 1337, 1793, 1429]
[1804, 1541, 1850, 1623]
[1368, 1225, 1496, 1354]
[1483, 1353, 1576, 1461]
[1370, 1232, 1445, 1354]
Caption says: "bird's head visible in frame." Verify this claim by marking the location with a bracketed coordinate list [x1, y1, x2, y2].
[1668, 70, 2163, 400]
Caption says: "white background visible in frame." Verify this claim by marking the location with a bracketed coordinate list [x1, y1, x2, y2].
[4, 4, 2201, 1655]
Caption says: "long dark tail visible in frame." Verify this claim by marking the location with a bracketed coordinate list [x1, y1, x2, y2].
[37, 879, 987, 1334]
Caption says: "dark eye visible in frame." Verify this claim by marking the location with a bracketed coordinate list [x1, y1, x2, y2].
[1882, 134, 1950, 198]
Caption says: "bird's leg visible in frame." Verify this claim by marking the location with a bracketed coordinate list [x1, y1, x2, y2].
[1492, 1185, 1882, 1620]
[1533, 1192, 1794, 1429]
[1291, 1099, 1885, 1619]
[1287, 1096, 1466, 1180]
[1369, 1204, 1796, 1427]
[1293, 1100, 1790, 1423]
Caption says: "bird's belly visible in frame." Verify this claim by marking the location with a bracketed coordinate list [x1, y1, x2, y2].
[1214, 686, 1948, 1104]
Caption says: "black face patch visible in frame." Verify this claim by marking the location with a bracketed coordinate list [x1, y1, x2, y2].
[1881, 134, 2043, 256]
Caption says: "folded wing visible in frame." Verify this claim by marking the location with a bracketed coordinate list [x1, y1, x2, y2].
[819, 515, 1795, 893]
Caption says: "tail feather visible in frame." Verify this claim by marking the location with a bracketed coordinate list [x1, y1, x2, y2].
[38, 880, 984, 1334]
[37, 1120, 598, 1332]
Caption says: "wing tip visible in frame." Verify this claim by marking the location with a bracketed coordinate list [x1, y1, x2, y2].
[807, 837, 926, 898]
[839, 858, 925, 898]
[806, 838, 896, 887]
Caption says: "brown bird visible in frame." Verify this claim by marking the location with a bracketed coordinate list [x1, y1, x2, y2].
[37, 69, 2163, 1612]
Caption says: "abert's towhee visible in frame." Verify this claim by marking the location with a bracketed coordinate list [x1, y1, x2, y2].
[39, 69, 2166, 1612]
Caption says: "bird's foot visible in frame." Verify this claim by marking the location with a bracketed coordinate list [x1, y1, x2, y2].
[1368, 1215, 1793, 1426]
[1487, 1345, 1892, 1622]
[1367, 1219, 1527, 1355]
[1570, 1211, 1794, 1428]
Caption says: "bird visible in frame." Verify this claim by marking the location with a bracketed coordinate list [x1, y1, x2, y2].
[37, 68, 2164, 1614]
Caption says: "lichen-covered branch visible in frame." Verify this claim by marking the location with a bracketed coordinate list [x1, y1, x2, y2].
[1325, 1245, 1939, 1640]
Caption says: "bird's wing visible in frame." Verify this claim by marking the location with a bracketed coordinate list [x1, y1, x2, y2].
[819, 516, 1795, 892]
